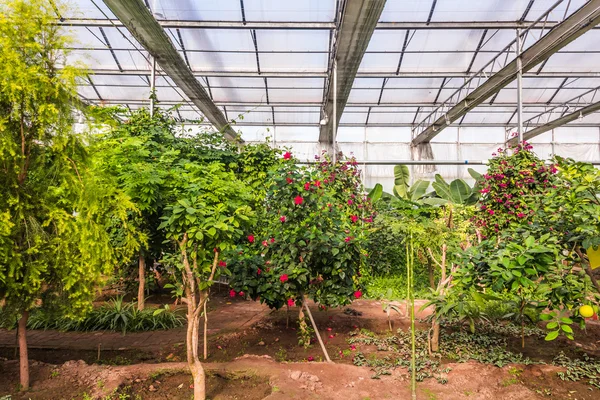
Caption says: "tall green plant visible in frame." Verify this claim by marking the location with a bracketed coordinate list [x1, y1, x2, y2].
[0, 0, 138, 389]
[159, 161, 254, 400]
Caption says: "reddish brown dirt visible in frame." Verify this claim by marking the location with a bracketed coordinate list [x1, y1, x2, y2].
[2, 298, 600, 399]
[0, 356, 587, 400]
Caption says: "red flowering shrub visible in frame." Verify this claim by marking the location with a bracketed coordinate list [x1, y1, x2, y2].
[228, 152, 373, 311]
[474, 142, 557, 237]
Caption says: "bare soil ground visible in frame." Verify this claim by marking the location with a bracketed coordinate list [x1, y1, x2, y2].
[1, 295, 600, 399]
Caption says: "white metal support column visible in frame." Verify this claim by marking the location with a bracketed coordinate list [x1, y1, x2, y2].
[150, 56, 156, 117]
[516, 29, 523, 142]
[333, 59, 338, 164]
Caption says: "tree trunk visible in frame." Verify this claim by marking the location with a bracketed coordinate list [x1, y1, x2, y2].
[190, 358, 206, 400]
[431, 319, 440, 352]
[18, 311, 29, 390]
[186, 297, 206, 399]
[137, 252, 146, 311]
[203, 300, 208, 360]
[427, 260, 435, 289]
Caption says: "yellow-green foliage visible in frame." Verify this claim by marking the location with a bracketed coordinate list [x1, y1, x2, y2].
[0, 0, 139, 319]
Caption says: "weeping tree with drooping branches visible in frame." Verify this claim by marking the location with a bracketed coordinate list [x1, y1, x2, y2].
[0, 0, 140, 389]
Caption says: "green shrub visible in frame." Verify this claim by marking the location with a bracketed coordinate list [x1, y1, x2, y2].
[24, 297, 184, 334]
[362, 275, 431, 301]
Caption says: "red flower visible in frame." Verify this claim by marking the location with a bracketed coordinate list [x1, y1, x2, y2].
[270, 237, 275, 243]
[262, 240, 268, 247]
[307, 356, 314, 362]
[286, 177, 293, 184]
[517, 213, 526, 218]
[283, 151, 292, 160]
[239, 291, 244, 296]
[329, 335, 334, 339]
[354, 290, 362, 299]
[229, 290, 236, 298]
[248, 235, 255, 243]
[257, 268, 262, 275]
[350, 215, 358, 223]
[294, 196, 303, 205]
[280, 274, 289, 283]
[347, 199, 354, 205]
[287, 298, 295, 307]
[304, 182, 311, 190]
[345, 236, 352, 243]
[280, 216, 286, 223]
[218, 260, 227, 267]
[314, 180, 322, 188]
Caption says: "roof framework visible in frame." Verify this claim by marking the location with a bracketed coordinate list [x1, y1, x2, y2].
[64, 0, 600, 140]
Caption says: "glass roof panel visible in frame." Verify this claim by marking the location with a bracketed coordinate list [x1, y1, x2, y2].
[255, 30, 329, 52]
[530, 0, 588, 21]
[432, 0, 526, 22]
[187, 52, 258, 72]
[267, 77, 324, 89]
[400, 52, 472, 72]
[87, 74, 146, 86]
[353, 78, 387, 89]
[366, 30, 410, 52]
[269, 88, 323, 103]
[243, 0, 336, 22]
[380, 88, 438, 103]
[67, 0, 116, 19]
[347, 88, 382, 104]
[274, 109, 320, 124]
[385, 77, 445, 89]
[358, 53, 400, 73]
[339, 112, 368, 125]
[380, 0, 437, 22]
[542, 53, 599, 73]
[211, 87, 267, 103]
[207, 76, 264, 88]
[259, 53, 328, 72]
[153, 0, 242, 21]
[407, 30, 484, 52]
[369, 110, 419, 124]
[178, 29, 254, 52]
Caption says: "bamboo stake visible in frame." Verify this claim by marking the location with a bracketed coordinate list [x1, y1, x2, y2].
[302, 300, 332, 363]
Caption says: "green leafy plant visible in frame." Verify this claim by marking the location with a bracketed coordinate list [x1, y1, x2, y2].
[23, 298, 184, 333]
[228, 152, 371, 359]
[0, 0, 139, 389]
[159, 161, 254, 400]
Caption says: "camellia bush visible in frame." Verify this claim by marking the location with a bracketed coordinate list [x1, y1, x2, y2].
[473, 141, 557, 237]
[448, 143, 599, 346]
[228, 151, 373, 354]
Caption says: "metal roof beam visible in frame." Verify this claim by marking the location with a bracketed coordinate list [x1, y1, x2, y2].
[59, 19, 599, 30]
[509, 101, 600, 143]
[89, 99, 600, 109]
[86, 69, 600, 79]
[320, 0, 390, 143]
[102, 0, 238, 141]
[412, 0, 600, 146]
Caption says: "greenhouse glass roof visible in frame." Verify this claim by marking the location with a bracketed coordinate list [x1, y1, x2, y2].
[62, 0, 600, 143]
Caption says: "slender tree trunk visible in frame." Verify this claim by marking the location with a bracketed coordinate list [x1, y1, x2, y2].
[137, 252, 146, 311]
[187, 307, 206, 400]
[18, 311, 29, 390]
[427, 260, 435, 289]
[431, 319, 440, 352]
[203, 300, 208, 360]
